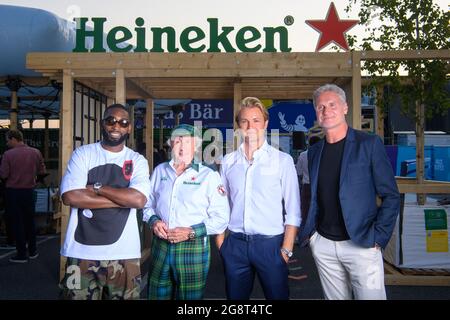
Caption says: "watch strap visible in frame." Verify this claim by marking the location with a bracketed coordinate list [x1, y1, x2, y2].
[281, 247, 293, 258]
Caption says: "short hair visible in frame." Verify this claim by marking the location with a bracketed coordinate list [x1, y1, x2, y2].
[313, 84, 347, 108]
[235, 97, 269, 124]
[103, 103, 130, 119]
[6, 129, 23, 142]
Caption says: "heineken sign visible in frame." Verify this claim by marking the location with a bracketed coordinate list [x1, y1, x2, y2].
[73, 3, 359, 53]
[73, 17, 292, 53]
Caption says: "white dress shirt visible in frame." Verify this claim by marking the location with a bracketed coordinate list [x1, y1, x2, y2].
[143, 160, 230, 235]
[221, 141, 301, 235]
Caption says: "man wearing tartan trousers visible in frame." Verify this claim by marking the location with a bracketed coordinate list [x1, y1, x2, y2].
[144, 124, 230, 300]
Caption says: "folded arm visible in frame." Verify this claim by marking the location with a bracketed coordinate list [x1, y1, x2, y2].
[62, 188, 120, 209]
[93, 185, 147, 208]
[62, 186, 147, 209]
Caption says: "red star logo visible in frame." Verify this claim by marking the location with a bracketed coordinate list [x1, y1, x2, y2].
[305, 2, 358, 51]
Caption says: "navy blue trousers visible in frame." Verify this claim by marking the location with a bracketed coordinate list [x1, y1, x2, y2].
[220, 232, 289, 300]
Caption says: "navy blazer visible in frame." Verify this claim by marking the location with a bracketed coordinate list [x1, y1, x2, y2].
[300, 127, 400, 249]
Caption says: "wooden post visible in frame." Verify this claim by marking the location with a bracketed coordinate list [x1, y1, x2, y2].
[128, 104, 135, 150]
[375, 85, 385, 140]
[115, 69, 126, 105]
[233, 82, 241, 130]
[59, 69, 74, 280]
[350, 51, 362, 130]
[174, 112, 180, 126]
[416, 100, 426, 205]
[10, 90, 18, 130]
[142, 99, 154, 262]
[159, 117, 164, 150]
[146, 99, 154, 172]
[233, 82, 242, 150]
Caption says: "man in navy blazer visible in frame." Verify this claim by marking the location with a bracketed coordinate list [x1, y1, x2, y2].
[299, 84, 400, 300]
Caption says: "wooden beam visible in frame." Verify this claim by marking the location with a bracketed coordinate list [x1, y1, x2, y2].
[115, 69, 126, 105]
[0, 76, 50, 87]
[385, 274, 450, 286]
[76, 79, 114, 98]
[362, 49, 450, 61]
[27, 52, 352, 69]
[396, 178, 450, 194]
[124, 69, 352, 78]
[126, 78, 154, 99]
[397, 183, 450, 194]
[59, 69, 74, 280]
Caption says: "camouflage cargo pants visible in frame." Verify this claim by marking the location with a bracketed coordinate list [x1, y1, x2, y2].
[60, 257, 141, 300]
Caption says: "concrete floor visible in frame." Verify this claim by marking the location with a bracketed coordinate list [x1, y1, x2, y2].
[1, 235, 450, 300]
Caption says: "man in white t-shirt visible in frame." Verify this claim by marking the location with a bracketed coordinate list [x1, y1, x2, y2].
[59, 104, 151, 300]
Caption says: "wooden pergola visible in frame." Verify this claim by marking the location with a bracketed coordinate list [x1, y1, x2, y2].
[26, 50, 450, 284]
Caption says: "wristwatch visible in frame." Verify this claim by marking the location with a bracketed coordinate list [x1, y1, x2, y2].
[281, 247, 293, 258]
[188, 230, 196, 240]
[93, 182, 103, 194]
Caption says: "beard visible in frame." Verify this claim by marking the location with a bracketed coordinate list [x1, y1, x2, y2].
[101, 126, 129, 147]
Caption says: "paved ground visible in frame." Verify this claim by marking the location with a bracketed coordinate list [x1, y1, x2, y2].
[1, 234, 450, 300]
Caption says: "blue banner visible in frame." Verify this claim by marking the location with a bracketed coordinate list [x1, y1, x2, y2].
[267, 101, 316, 133]
[154, 99, 233, 129]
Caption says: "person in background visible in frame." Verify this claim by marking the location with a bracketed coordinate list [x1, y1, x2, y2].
[0, 129, 46, 263]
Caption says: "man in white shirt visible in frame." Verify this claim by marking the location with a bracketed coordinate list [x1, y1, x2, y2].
[144, 124, 230, 300]
[59, 104, 151, 300]
[217, 97, 301, 300]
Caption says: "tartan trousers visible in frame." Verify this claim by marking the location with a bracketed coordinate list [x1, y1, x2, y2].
[148, 235, 210, 300]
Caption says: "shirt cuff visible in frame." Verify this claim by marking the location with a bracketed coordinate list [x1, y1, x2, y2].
[147, 215, 161, 228]
[284, 215, 301, 227]
[191, 223, 207, 238]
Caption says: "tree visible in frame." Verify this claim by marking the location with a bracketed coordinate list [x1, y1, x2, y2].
[346, 0, 450, 204]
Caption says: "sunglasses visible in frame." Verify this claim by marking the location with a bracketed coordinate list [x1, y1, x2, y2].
[102, 116, 130, 128]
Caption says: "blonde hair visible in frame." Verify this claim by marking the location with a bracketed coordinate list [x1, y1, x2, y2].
[235, 97, 269, 125]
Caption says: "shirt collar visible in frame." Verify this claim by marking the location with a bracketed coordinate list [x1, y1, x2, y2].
[169, 158, 201, 173]
[238, 140, 270, 161]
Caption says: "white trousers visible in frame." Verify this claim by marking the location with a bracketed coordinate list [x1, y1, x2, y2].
[309, 232, 386, 300]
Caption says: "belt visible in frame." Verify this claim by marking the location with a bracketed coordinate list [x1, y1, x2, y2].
[229, 231, 283, 241]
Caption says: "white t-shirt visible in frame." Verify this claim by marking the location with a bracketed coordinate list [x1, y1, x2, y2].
[60, 142, 150, 260]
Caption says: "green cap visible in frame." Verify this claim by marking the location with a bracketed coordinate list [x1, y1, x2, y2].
[171, 124, 197, 137]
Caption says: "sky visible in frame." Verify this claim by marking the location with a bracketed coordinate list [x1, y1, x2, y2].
[0, 0, 448, 52]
